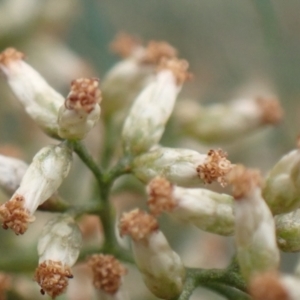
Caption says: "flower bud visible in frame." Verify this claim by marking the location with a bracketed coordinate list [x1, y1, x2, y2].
[34, 215, 82, 298]
[249, 272, 300, 300]
[174, 96, 283, 143]
[87, 254, 127, 295]
[132, 147, 233, 188]
[119, 209, 185, 299]
[263, 144, 300, 215]
[0, 154, 27, 195]
[0, 48, 64, 136]
[147, 177, 234, 235]
[0, 143, 72, 234]
[122, 58, 191, 155]
[228, 165, 280, 281]
[102, 33, 177, 118]
[57, 78, 102, 140]
[275, 209, 300, 252]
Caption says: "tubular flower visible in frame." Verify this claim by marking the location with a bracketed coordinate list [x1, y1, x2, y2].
[147, 177, 234, 235]
[263, 141, 300, 215]
[0, 154, 27, 195]
[122, 58, 191, 155]
[119, 209, 185, 299]
[228, 165, 280, 281]
[132, 147, 233, 188]
[174, 96, 283, 143]
[0, 48, 64, 137]
[34, 215, 82, 299]
[58, 78, 102, 140]
[249, 272, 300, 300]
[0, 143, 72, 235]
[87, 254, 127, 294]
[102, 33, 178, 118]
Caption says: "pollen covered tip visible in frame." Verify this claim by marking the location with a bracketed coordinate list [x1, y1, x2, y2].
[226, 164, 262, 199]
[0, 48, 25, 66]
[34, 260, 73, 299]
[0, 195, 34, 235]
[157, 57, 192, 85]
[110, 32, 141, 58]
[197, 149, 233, 187]
[147, 177, 176, 216]
[119, 209, 159, 241]
[66, 78, 101, 113]
[256, 96, 283, 125]
[248, 272, 289, 300]
[87, 254, 127, 294]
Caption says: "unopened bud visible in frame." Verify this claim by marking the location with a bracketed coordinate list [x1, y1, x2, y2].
[147, 177, 234, 235]
[275, 209, 300, 252]
[0, 143, 72, 234]
[87, 254, 127, 295]
[0, 48, 64, 136]
[263, 145, 300, 215]
[119, 209, 185, 299]
[0, 154, 27, 195]
[34, 215, 82, 299]
[58, 78, 101, 140]
[228, 165, 280, 281]
[175, 96, 283, 143]
[132, 147, 233, 188]
[122, 58, 191, 155]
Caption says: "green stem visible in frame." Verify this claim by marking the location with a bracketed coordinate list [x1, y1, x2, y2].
[205, 283, 251, 300]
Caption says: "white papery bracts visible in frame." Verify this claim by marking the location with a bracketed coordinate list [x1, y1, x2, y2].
[249, 272, 300, 300]
[122, 58, 191, 155]
[34, 215, 82, 298]
[263, 142, 300, 215]
[0, 48, 64, 136]
[58, 78, 102, 140]
[175, 96, 283, 143]
[0, 143, 72, 235]
[119, 209, 185, 299]
[132, 147, 233, 188]
[102, 33, 178, 118]
[228, 165, 280, 281]
[147, 177, 234, 235]
[0, 154, 27, 195]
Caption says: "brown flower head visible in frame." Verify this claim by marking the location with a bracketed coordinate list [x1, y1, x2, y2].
[87, 254, 127, 294]
[147, 177, 176, 216]
[0, 48, 24, 66]
[65, 78, 101, 113]
[0, 195, 35, 235]
[0, 273, 11, 300]
[256, 96, 283, 125]
[110, 32, 141, 58]
[119, 209, 159, 241]
[248, 272, 289, 300]
[34, 260, 73, 299]
[197, 149, 233, 187]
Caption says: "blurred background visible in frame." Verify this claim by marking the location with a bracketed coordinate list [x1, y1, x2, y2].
[0, 0, 300, 299]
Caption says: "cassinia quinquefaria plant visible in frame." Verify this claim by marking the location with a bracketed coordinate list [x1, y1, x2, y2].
[0, 33, 299, 300]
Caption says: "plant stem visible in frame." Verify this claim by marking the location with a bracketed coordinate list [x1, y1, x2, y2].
[205, 283, 251, 300]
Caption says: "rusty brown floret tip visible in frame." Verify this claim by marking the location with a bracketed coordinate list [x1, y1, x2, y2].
[226, 164, 262, 200]
[0, 195, 34, 235]
[87, 254, 127, 294]
[34, 260, 73, 299]
[142, 41, 178, 65]
[119, 208, 159, 241]
[248, 272, 289, 300]
[0, 48, 25, 66]
[66, 78, 101, 113]
[0, 272, 11, 296]
[110, 32, 141, 58]
[197, 149, 233, 187]
[147, 177, 176, 216]
[256, 96, 283, 125]
[157, 57, 193, 85]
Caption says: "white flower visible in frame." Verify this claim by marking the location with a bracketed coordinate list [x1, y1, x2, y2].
[0, 143, 72, 234]
[34, 215, 82, 298]
[0, 48, 64, 136]
[147, 177, 234, 235]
